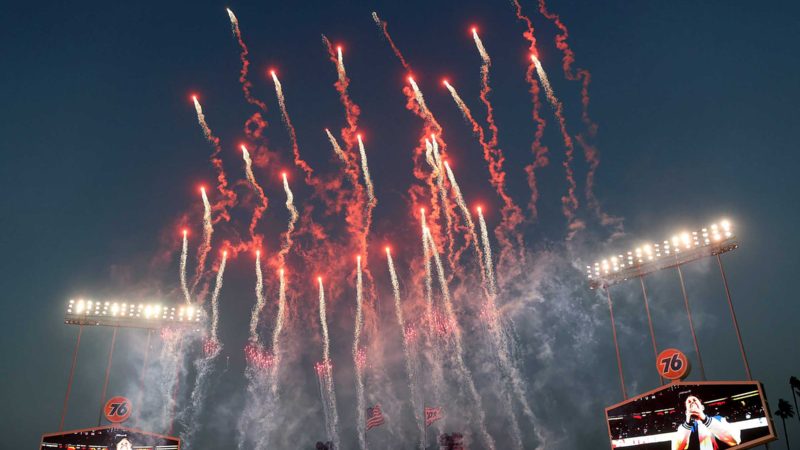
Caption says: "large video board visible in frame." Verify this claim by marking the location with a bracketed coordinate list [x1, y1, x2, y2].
[606, 381, 775, 449]
[41, 425, 180, 449]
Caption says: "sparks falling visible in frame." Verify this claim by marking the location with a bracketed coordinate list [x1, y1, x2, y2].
[356, 134, 376, 209]
[270, 268, 287, 384]
[241, 145, 268, 248]
[531, 54, 580, 228]
[512, 0, 550, 219]
[325, 128, 347, 163]
[423, 225, 496, 450]
[271, 71, 314, 183]
[442, 161, 488, 292]
[180, 229, 191, 304]
[353, 256, 367, 450]
[371, 12, 411, 71]
[317, 277, 340, 449]
[476, 207, 497, 298]
[386, 247, 424, 445]
[210, 250, 228, 346]
[192, 187, 214, 294]
[249, 251, 266, 342]
[279, 173, 299, 267]
[226, 8, 267, 111]
[192, 96, 214, 143]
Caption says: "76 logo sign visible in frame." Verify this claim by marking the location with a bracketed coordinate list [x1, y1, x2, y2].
[656, 349, 690, 381]
[104, 396, 132, 423]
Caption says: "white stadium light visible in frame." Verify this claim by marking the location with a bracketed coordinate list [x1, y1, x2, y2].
[65, 299, 203, 329]
[587, 219, 738, 289]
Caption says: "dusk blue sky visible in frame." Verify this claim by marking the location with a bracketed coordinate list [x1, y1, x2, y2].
[1, 0, 799, 448]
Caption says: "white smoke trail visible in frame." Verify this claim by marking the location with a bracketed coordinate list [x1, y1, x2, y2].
[249, 251, 266, 342]
[192, 96, 214, 143]
[279, 173, 299, 265]
[354, 256, 366, 450]
[476, 209, 539, 444]
[531, 55, 557, 109]
[443, 81, 472, 124]
[318, 277, 340, 449]
[356, 135, 376, 208]
[442, 161, 488, 295]
[476, 207, 497, 298]
[472, 28, 491, 65]
[325, 128, 347, 162]
[193, 187, 214, 292]
[210, 251, 227, 345]
[408, 77, 435, 124]
[180, 230, 191, 304]
[387, 248, 424, 447]
[225, 8, 239, 35]
[181, 251, 226, 447]
[271, 71, 290, 128]
[336, 45, 346, 82]
[270, 268, 287, 388]
[423, 226, 496, 450]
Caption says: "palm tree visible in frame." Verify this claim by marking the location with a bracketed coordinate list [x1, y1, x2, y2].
[776, 398, 795, 450]
[791, 376, 800, 423]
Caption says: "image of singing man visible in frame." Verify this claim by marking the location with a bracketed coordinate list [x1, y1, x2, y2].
[672, 394, 741, 450]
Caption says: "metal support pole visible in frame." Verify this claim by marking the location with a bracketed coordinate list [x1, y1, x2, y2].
[639, 277, 663, 385]
[716, 254, 752, 380]
[676, 264, 707, 380]
[605, 287, 628, 399]
[59, 325, 83, 431]
[98, 326, 119, 426]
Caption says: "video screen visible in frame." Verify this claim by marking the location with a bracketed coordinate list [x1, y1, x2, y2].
[41, 425, 180, 449]
[606, 381, 775, 449]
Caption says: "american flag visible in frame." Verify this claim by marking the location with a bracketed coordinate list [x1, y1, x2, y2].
[366, 404, 385, 430]
[424, 406, 443, 427]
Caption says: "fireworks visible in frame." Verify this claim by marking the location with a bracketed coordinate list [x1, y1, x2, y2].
[270, 268, 287, 381]
[193, 186, 214, 293]
[279, 172, 299, 266]
[356, 134, 376, 208]
[209, 250, 227, 346]
[192, 96, 214, 143]
[244, 342, 275, 371]
[353, 264, 367, 450]
[180, 229, 191, 304]
[241, 144, 269, 247]
[271, 71, 314, 183]
[476, 207, 497, 298]
[423, 225, 496, 450]
[248, 250, 266, 342]
[353, 256, 367, 450]
[531, 54, 580, 228]
[226, 8, 267, 111]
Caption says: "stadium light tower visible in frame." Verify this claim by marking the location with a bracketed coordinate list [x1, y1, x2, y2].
[587, 219, 752, 398]
[60, 298, 203, 431]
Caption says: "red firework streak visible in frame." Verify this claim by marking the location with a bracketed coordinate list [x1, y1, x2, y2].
[471, 29, 526, 269]
[271, 69, 316, 186]
[538, 0, 622, 229]
[226, 8, 267, 112]
[511, 1, 551, 220]
[241, 144, 269, 250]
[371, 12, 459, 262]
[512, 2, 580, 227]
[372, 12, 411, 72]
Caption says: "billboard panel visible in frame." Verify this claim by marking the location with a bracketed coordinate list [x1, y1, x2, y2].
[606, 381, 775, 449]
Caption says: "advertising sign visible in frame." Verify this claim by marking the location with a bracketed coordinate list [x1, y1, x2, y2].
[656, 348, 690, 381]
[104, 396, 132, 423]
[606, 381, 775, 449]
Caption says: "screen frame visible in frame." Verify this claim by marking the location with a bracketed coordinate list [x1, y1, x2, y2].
[604, 380, 776, 450]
